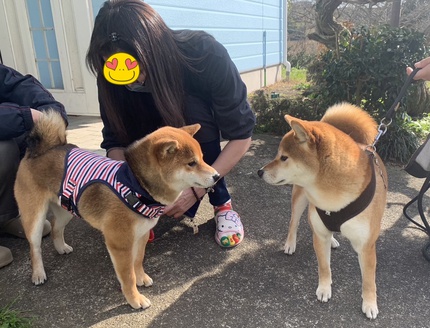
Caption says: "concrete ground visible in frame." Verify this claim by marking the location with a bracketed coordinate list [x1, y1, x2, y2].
[1, 115, 429, 328]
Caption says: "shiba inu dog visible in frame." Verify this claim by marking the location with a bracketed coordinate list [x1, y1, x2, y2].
[258, 103, 387, 319]
[14, 110, 219, 309]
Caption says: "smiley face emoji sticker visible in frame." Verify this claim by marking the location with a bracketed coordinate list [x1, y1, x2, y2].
[103, 52, 140, 85]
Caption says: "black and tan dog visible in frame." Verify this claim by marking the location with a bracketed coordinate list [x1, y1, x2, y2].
[14, 110, 219, 309]
[258, 103, 387, 319]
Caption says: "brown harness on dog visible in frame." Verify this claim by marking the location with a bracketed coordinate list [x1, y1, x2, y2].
[316, 154, 376, 232]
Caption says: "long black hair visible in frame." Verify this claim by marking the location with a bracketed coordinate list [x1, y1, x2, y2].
[86, 0, 212, 144]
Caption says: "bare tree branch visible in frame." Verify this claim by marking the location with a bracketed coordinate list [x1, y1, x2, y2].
[307, 0, 344, 49]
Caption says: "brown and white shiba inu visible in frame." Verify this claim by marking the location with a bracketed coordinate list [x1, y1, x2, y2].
[14, 110, 219, 309]
[258, 103, 387, 319]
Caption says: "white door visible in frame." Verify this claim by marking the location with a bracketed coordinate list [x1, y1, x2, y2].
[0, 0, 99, 116]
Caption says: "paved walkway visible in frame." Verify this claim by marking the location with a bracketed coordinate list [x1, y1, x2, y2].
[1, 116, 429, 328]
[66, 115, 105, 155]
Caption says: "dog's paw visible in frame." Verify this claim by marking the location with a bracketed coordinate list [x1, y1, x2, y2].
[362, 301, 379, 319]
[129, 294, 151, 310]
[283, 241, 296, 255]
[316, 285, 332, 302]
[32, 271, 47, 285]
[54, 242, 73, 255]
[136, 272, 153, 287]
[284, 233, 297, 255]
[330, 236, 340, 249]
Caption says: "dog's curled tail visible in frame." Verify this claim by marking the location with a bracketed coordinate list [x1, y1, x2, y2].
[321, 102, 378, 145]
[26, 109, 67, 158]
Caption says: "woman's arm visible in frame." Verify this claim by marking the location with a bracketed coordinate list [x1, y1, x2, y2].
[107, 147, 126, 161]
[407, 57, 430, 81]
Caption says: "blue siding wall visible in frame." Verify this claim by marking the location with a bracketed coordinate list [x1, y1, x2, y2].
[91, 0, 284, 73]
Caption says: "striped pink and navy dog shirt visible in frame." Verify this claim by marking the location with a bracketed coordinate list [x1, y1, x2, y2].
[59, 148, 164, 219]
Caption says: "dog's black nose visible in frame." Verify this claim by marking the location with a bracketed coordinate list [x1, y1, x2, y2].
[257, 169, 264, 178]
[213, 173, 220, 182]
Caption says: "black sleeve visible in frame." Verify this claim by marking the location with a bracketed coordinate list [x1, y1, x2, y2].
[99, 96, 123, 151]
[205, 41, 256, 140]
[0, 64, 68, 140]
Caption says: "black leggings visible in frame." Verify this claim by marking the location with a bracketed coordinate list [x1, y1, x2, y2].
[0, 140, 20, 223]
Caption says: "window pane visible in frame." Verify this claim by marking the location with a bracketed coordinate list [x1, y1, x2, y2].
[26, 0, 64, 90]
[32, 30, 47, 58]
[46, 30, 59, 58]
[37, 61, 51, 88]
[51, 61, 64, 89]
[26, 0, 42, 28]
[40, 0, 54, 27]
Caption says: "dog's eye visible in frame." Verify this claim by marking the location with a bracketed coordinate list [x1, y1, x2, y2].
[188, 161, 197, 167]
[280, 155, 288, 161]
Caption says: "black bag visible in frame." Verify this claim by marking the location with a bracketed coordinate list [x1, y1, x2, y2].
[405, 134, 430, 178]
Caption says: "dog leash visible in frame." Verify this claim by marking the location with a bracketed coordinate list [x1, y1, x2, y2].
[365, 67, 421, 189]
[371, 67, 422, 148]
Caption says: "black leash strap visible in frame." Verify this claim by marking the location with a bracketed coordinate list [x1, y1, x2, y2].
[385, 67, 422, 121]
[372, 67, 422, 147]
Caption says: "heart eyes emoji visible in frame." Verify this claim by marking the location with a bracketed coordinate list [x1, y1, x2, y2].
[125, 58, 138, 70]
[103, 52, 140, 85]
[105, 58, 118, 70]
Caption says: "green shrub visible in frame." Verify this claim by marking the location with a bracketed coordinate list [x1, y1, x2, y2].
[251, 87, 429, 164]
[307, 25, 429, 118]
[250, 90, 324, 135]
[377, 116, 420, 164]
[252, 25, 430, 163]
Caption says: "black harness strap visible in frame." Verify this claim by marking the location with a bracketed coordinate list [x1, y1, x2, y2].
[316, 155, 376, 232]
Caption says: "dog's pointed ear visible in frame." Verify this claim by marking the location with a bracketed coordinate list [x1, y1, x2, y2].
[156, 139, 179, 157]
[180, 124, 201, 136]
[285, 115, 309, 143]
[284, 114, 294, 126]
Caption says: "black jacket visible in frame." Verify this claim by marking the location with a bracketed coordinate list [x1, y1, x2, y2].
[99, 31, 255, 151]
[0, 63, 67, 141]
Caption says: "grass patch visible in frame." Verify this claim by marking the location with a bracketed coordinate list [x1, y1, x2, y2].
[404, 112, 430, 139]
[0, 302, 34, 328]
[289, 67, 307, 83]
[282, 66, 307, 84]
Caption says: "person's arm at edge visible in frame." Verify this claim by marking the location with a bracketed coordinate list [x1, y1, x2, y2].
[0, 64, 67, 139]
[406, 57, 430, 81]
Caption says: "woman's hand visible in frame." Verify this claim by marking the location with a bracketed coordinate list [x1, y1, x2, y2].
[407, 57, 430, 81]
[164, 187, 206, 219]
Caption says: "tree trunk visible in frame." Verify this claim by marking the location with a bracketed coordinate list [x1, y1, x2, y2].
[307, 0, 344, 49]
[390, 0, 401, 27]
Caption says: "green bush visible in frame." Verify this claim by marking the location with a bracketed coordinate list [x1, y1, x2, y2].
[252, 25, 430, 163]
[377, 116, 420, 164]
[307, 25, 429, 118]
[306, 25, 430, 163]
[251, 89, 423, 163]
[250, 90, 324, 135]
